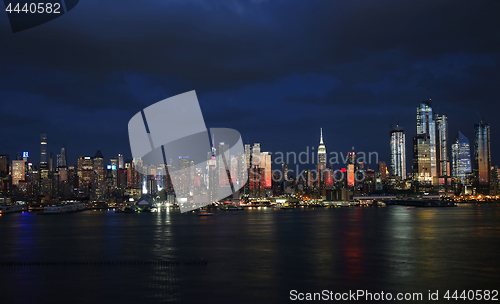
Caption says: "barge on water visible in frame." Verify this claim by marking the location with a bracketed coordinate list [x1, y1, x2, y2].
[42, 202, 86, 214]
[391, 200, 456, 207]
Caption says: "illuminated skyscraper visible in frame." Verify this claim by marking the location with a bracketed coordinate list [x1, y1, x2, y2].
[244, 144, 251, 169]
[218, 142, 230, 186]
[390, 126, 406, 179]
[11, 160, 25, 185]
[230, 155, 239, 184]
[451, 131, 471, 184]
[118, 153, 124, 169]
[260, 152, 272, 189]
[347, 150, 356, 187]
[435, 114, 449, 176]
[413, 100, 436, 183]
[57, 145, 67, 168]
[207, 150, 218, 203]
[252, 143, 261, 167]
[93, 149, 106, 199]
[474, 122, 491, 193]
[77, 156, 93, 193]
[378, 161, 388, 180]
[110, 157, 118, 188]
[40, 133, 48, 167]
[178, 156, 194, 198]
[317, 128, 327, 171]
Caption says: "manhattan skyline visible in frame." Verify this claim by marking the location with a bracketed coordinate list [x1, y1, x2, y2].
[1, 1, 499, 170]
[0, 100, 495, 176]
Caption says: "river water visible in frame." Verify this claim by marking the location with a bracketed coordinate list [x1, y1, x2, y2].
[0, 204, 499, 303]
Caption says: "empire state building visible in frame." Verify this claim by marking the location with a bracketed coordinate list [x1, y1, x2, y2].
[318, 128, 327, 171]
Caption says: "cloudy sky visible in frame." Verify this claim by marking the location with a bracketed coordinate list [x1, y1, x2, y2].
[1, 0, 499, 171]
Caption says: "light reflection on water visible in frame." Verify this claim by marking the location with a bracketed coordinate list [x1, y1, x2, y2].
[0, 204, 499, 303]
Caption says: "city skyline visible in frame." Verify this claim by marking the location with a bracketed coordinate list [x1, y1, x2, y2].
[0, 104, 495, 176]
[1, 2, 500, 303]
[1, 1, 499, 172]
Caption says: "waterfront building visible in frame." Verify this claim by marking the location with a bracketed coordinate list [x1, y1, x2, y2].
[474, 122, 491, 194]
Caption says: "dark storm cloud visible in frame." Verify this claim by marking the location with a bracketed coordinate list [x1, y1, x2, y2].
[0, 0, 499, 166]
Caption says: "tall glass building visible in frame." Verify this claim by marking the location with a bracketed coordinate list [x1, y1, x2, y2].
[413, 100, 436, 183]
[435, 114, 449, 176]
[390, 126, 406, 179]
[451, 131, 472, 184]
[474, 122, 491, 192]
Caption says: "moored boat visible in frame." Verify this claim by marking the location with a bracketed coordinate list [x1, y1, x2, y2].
[42, 202, 86, 214]
[0, 203, 28, 214]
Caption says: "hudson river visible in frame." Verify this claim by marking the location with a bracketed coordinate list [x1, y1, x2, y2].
[1, 204, 499, 303]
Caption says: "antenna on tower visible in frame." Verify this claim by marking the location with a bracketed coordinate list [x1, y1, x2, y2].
[320, 127, 324, 144]
[476, 110, 483, 124]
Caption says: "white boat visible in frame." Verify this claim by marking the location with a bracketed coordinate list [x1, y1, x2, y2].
[0, 203, 27, 213]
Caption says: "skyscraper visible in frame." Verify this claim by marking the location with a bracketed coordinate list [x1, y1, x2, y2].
[93, 149, 106, 199]
[110, 157, 118, 188]
[0, 155, 9, 178]
[56, 145, 67, 168]
[435, 114, 449, 176]
[260, 152, 272, 189]
[244, 144, 251, 169]
[451, 131, 471, 184]
[378, 161, 388, 180]
[474, 122, 491, 193]
[207, 149, 218, 203]
[40, 133, 47, 166]
[11, 160, 25, 185]
[118, 153, 124, 169]
[347, 150, 356, 187]
[218, 142, 229, 186]
[413, 100, 436, 183]
[252, 143, 261, 167]
[317, 128, 327, 171]
[390, 126, 406, 179]
[49, 152, 55, 172]
[78, 156, 93, 194]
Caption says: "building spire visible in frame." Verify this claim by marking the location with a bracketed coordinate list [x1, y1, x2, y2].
[320, 128, 324, 144]
[211, 134, 216, 156]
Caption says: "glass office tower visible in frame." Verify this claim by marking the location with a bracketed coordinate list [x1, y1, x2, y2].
[413, 100, 436, 183]
[390, 126, 406, 179]
[451, 131, 472, 184]
[474, 122, 491, 193]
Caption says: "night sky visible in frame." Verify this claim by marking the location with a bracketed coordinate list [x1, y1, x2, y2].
[1, 0, 499, 171]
